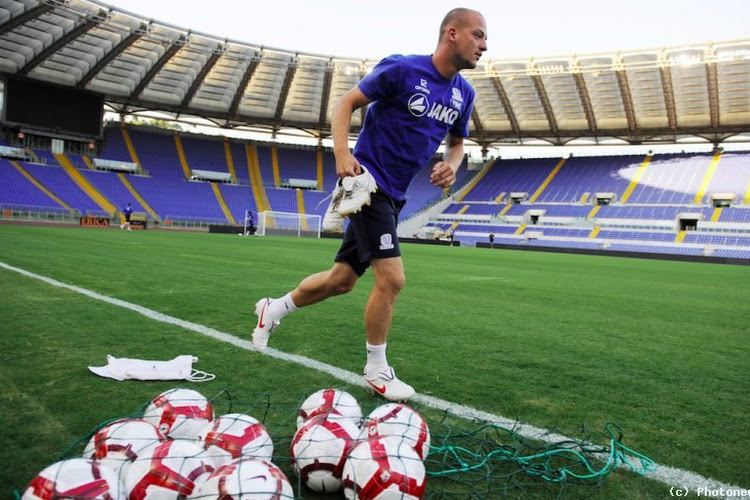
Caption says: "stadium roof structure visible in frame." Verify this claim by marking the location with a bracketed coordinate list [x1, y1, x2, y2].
[1, 0, 749, 148]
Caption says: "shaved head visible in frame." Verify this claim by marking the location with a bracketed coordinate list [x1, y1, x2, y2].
[439, 8, 483, 42]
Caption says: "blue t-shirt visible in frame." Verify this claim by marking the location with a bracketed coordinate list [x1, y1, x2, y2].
[353, 54, 475, 201]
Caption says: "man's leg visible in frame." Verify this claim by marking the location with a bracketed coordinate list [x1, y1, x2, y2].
[252, 262, 359, 350]
[291, 262, 359, 307]
[364, 257, 405, 346]
[362, 256, 415, 401]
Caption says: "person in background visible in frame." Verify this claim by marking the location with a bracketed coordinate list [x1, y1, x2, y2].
[121, 203, 133, 231]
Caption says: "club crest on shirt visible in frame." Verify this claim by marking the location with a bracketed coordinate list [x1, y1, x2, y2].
[450, 87, 463, 111]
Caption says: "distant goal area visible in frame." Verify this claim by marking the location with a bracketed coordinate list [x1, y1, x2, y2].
[250, 210, 321, 238]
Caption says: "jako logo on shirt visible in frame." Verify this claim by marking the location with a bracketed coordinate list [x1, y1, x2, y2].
[379, 233, 394, 250]
[427, 103, 459, 125]
[408, 93, 460, 125]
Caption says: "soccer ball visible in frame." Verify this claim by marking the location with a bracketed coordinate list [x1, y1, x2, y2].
[359, 403, 431, 460]
[143, 388, 214, 440]
[82, 418, 165, 482]
[342, 436, 426, 500]
[22, 458, 126, 500]
[297, 388, 362, 429]
[198, 413, 274, 466]
[291, 414, 360, 493]
[189, 457, 294, 499]
[124, 440, 216, 499]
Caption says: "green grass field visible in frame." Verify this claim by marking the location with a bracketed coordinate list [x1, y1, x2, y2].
[1, 224, 748, 499]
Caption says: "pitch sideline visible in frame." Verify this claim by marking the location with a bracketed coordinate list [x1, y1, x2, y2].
[1, 260, 742, 495]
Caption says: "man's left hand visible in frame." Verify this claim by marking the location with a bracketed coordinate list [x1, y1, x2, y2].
[430, 161, 456, 189]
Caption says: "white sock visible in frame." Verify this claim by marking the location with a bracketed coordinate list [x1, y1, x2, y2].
[365, 342, 388, 378]
[268, 293, 297, 320]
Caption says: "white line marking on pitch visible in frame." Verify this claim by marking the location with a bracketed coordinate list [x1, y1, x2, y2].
[1, 260, 744, 496]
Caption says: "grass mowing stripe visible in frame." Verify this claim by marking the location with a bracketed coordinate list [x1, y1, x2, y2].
[1, 259, 742, 495]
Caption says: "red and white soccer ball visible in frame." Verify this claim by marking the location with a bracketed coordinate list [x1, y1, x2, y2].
[188, 457, 294, 499]
[22, 458, 126, 500]
[124, 440, 215, 499]
[359, 403, 431, 460]
[198, 413, 274, 466]
[342, 436, 426, 500]
[291, 414, 360, 493]
[82, 418, 165, 483]
[297, 388, 362, 429]
[143, 388, 214, 440]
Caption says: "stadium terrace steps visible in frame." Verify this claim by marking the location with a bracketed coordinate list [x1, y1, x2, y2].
[619, 154, 652, 204]
[295, 189, 306, 216]
[54, 153, 119, 217]
[711, 207, 723, 222]
[528, 157, 566, 202]
[223, 140, 238, 183]
[246, 144, 271, 212]
[447, 205, 470, 232]
[81, 155, 95, 170]
[692, 152, 722, 205]
[120, 127, 143, 173]
[271, 146, 281, 188]
[173, 133, 193, 180]
[210, 182, 237, 225]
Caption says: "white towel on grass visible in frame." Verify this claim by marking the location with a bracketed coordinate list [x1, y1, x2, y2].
[88, 354, 214, 382]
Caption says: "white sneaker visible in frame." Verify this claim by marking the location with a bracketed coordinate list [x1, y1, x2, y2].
[252, 298, 280, 351]
[337, 166, 377, 216]
[322, 179, 345, 232]
[364, 367, 415, 402]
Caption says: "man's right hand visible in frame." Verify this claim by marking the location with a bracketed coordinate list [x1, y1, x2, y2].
[335, 151, 363, 178]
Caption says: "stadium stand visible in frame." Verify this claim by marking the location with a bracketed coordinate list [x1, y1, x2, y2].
[2, 121, 750, 260]
[0, 158, 70, 211]
[20, 162, 105, 216]
[415, 150, 750, 259]
[3, 122, 749, 262]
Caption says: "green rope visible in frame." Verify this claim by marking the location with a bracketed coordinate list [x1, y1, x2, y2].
[426, 422, 656, 483]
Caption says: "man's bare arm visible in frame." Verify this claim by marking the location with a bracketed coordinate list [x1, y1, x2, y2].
[331, 86, 372, 178]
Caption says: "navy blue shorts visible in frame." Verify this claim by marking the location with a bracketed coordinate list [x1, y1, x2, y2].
[334, 191, 406, 277]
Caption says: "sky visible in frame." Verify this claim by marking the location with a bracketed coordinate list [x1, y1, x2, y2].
[114, 0, 750, 61]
